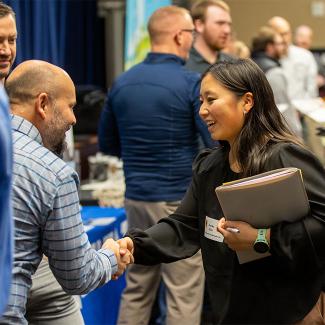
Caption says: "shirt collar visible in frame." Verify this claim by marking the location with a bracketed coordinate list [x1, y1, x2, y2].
[190, 47, 208, 64]
[11, 114, 43, 145]
[144, 52, 186, 65]
[190, 47, 229, 64]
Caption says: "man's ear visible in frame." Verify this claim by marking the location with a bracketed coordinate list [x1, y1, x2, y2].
[194, 19, 204, 34]
[242, 92, 254, 114]
[174, 30, 182, 46]
[35, 92, 50, 120]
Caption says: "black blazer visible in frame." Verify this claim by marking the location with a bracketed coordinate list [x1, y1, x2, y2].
[128, 142, 325, 324]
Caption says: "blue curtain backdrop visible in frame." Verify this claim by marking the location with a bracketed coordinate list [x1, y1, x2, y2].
[4, 0, 106, 88]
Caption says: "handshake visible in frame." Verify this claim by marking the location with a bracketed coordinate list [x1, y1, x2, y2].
[102, 237, 134, 280]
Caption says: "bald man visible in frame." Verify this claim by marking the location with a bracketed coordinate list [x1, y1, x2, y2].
[99, 5, 207, 325]
[268, 16, 317, 100]
[0, 60, 132, 325]
[294, 25, 325, 92]
[294, 25, 313, 50]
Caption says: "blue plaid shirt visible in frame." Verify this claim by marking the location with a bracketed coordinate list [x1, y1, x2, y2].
[0, 115, 118, 324]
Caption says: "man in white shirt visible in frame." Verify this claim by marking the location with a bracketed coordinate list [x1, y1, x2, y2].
[268, 16, 318, 100]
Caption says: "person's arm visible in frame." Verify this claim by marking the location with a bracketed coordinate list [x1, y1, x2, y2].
[0, 88, 13, 316]
[267, 69, 290, 105]
[266, 143, 325, 269]
[128, 186, 201, 265]
[124, 151, 210, 265]
[267, 70, 302, 137]
[42, 173, 123, 295]
[306, 52, 318, 98]
[98, 89, 121, 157]
[218, 143, 325, 270]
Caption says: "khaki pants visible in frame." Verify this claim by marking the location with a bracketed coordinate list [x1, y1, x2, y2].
[117, 199, 205, 325]
[26, 259, 84, 325]
[294, 292, 325, 325]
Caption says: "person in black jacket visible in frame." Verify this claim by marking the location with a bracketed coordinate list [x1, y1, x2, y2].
[119, 59, 325, 325]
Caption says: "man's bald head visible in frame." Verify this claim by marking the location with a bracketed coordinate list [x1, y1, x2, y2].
[147, 6, 192, 45]
[6, 60, 76, 156]
[268, 16, 291, 32]
[5, 60, 72, 105]
[268, 16, 292, 52]
[294, 25, 313, 50]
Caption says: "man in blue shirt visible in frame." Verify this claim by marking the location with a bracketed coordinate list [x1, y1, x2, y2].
[0, 86, 13, 317]
[99, 6, 213, 325]
[0, 2, 17, 317]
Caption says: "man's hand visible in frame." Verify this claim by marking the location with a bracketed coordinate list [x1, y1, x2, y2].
[101, 238, 134, 280]
[117, 237, 134, 255]
[112, 237, 135, 280]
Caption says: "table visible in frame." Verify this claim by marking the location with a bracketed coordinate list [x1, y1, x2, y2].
[292, 98, 325, 165]
[80, 206, 127, 325]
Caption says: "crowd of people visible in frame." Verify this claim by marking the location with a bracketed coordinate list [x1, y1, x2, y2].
[1, 0, 325, 325]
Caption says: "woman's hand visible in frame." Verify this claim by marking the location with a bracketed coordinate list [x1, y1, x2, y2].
[217, 217, 260, 251]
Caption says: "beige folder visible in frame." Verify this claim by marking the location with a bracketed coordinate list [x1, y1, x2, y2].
[215, 167, 310, 263]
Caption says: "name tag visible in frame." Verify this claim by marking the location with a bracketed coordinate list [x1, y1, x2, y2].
[204, 216, 224, 242]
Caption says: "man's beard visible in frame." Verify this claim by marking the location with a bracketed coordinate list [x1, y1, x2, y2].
[203, 30, 225, 52]
[52, 139, 68, 158]
[42, 110, 69, 158]
[43, 129, 68, 158]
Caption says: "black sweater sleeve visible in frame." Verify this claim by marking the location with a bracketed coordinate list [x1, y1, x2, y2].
[266, 143, 325, 270]
[127, 150, 213, 265]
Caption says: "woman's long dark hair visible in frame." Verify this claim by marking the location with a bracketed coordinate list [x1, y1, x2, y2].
[203, 59, 303, 177]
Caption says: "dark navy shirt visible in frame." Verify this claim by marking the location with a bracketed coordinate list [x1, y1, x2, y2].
[98, 53, 214, 201]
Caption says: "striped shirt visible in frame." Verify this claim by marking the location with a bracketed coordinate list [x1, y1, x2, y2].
[0, 115, 118, 325]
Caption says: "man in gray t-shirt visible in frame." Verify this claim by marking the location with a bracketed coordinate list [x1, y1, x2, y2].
[186, 0, 233, 74]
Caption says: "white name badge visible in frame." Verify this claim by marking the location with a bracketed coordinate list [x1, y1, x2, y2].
[204, 216, 224, 242]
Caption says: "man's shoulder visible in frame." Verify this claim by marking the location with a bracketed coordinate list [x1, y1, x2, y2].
[186, 48, 235, 74]
[112, 56, 200, 93]
[265, 63, 285, 77]
[181, 65, 201, 84]
[289, 45, 315, 61]
[186, 47, 208, 74]
[218, 51, 235, 62]
[13, 135, 77, 184]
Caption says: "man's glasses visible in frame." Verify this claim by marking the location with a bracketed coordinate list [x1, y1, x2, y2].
[181, 29, 196, 37]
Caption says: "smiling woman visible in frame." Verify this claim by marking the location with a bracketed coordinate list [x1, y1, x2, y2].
[200, 59, 301, 175]
[199, 73, 252, 150]
[120, 58, 325, 324]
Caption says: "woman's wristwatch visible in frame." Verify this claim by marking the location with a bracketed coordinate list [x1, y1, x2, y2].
[253, 229, 270, 253]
